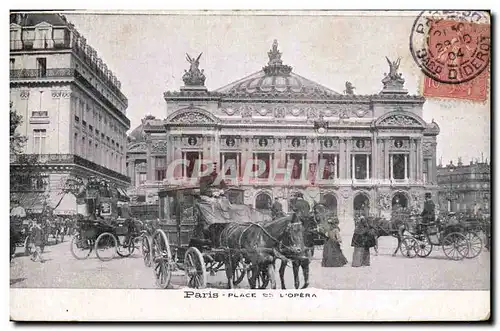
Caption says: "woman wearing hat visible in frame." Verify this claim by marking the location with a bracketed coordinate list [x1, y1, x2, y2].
[351, 216, 376, 267]
[321, 217, 348, 267]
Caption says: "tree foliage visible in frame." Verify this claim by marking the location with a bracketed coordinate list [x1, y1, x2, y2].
[10, 102, 27, 155]
[10, 102, 47, 210]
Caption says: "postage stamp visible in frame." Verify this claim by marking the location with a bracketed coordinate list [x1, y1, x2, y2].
[9, 10, 491, 322]
[409, 10, 491, 101]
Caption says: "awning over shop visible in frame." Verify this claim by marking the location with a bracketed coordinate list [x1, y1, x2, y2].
[116, 188, 130, 202]
[10, 206, 26, 217]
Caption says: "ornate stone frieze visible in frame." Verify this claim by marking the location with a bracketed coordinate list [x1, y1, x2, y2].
[274, 106, 286, 118]
[20, 90, 30, 99]
[221, 107, 238, 116]
[422, 141, 434, 156]
[379, 115, 421, 127]
[51, 90, 72, 99]
[305, 106, 319, 120]
[240, 105, 253, 118]
[288, 107, 304, 117]
[170, 111, 214, 124]
[390, 138, 410, 150]
[377, 193, 391, 211]
[128, 143, 147, 153]
[353, 138, 371, 150]
[152, 140, 168, 153]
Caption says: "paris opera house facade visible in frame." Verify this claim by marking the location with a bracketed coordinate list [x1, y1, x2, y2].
[126, 41, 440, 227]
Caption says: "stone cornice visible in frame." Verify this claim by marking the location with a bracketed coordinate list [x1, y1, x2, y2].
[164, 90, 425, 104]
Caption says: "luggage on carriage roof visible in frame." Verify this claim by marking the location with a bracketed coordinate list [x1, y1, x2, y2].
[195, 195, 271, 230]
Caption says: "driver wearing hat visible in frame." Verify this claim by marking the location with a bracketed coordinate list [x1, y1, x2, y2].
[421, 193, 435, 225]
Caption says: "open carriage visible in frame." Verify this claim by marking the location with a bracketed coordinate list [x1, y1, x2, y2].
[69, 177, 146, 261]
[151, 186, 288, 289]
[400, 214, 484, 260]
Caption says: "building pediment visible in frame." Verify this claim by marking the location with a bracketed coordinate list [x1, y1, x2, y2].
[373, 111, 426, 129]
[128, 142, 147, 153]
[166, 107, 219, 125]
[34, 21, 53, 28]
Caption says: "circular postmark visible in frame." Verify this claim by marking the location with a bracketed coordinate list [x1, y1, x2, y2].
[409, 10, 491, 84]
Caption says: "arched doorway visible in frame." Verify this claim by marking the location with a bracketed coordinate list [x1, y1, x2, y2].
[353, 193, 370, 217]
[255, 192, 272, 211]
[392, 192, 408, 209]
[321, 193, 338, 216]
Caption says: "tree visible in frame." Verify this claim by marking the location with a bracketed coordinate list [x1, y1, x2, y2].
[10, 102, 27, 155]
[10, 103, 48, 211]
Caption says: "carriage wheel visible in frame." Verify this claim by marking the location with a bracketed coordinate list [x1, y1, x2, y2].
[184, 247, 207, 289]
[400, 237, 417, 258]
[142, 235, 152, 267]
[232, 260, 246, 286]
[70, 235, 92, 260]
[415, 236, 433, 258]
[95, 232, 118, 262]
[442, 232, 468, 261]
[116, 236, 135, 258]
[463, 232, 482, 259]
[153, 230, 173, 289]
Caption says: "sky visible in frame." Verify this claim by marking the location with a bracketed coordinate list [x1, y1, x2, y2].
[64, 11, 491, 165]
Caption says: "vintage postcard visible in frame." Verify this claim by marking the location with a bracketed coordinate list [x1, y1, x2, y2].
[9, 10, 491, 321]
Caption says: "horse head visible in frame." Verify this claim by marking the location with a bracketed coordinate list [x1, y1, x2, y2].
[280, 220, 306, 257]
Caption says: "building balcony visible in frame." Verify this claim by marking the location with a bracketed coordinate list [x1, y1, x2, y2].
[10, 68, 74, 80]
[10, 153, 130, 184]
[10, 38, 72, 51]
[29, 110, 50, 124]
[11, 68, 130, 127]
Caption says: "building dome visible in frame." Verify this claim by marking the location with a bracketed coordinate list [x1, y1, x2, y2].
[214, 40, 340, 97]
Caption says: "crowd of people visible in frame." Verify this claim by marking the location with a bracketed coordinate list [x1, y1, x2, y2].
[10, 215, 78, 263]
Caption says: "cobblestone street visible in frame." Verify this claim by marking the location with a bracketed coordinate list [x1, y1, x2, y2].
[10, 235, 490, 290]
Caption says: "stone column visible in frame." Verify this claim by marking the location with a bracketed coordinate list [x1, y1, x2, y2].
[384, 139, 389, 179]
[339, 139, 345, 179]
[416, 138, 422, 181]
[145, 135, 153, 181]
[371, 136, 377, 180]
[351, 154, 355, 180]
[404, 154, 408, 180]
[366, 154, 370, 179]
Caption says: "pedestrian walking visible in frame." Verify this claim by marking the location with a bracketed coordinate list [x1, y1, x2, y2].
[30, 220, 45, 263]
[321, 217, 348, 267]
[351, 216, 376, 267]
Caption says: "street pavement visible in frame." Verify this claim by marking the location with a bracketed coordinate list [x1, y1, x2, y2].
[10, 235, 490, 290]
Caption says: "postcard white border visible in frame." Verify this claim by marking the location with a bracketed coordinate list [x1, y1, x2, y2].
[10, 289, 490, 321]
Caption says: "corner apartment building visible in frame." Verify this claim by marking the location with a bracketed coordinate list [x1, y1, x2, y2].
[10, 13, 130, 214]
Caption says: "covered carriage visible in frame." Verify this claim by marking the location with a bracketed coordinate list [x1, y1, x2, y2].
[152, 186, 282, 289]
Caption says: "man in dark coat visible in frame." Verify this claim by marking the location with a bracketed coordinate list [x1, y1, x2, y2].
[271, 197, 283, 219]
[293, 193, 311, 221]
[421, 193, 436, 224]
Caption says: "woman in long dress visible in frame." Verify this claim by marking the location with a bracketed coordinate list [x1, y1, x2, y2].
[351, 216, 374, 267]
[321, 219, 348, 267]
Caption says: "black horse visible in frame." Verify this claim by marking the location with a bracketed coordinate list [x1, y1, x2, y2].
[277, 202, 327, 289]
[366, 215, 407, 256]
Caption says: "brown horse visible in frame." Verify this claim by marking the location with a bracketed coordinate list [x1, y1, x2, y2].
[218, 214, 306, 289]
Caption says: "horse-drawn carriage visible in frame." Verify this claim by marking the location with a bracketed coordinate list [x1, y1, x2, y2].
[400, 213, 484, 260]
[70, 177, 147, 262]
[151, 186, 308, 289]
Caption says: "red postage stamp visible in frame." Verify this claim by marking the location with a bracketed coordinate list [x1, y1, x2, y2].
[422, 67, 489, 101]
[410, 11, 491, 101]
